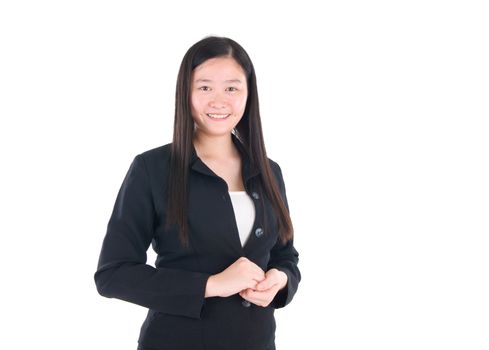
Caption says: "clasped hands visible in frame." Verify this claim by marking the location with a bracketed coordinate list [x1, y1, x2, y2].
[238, 267, 287, 307]
[205, 257, 288, 307]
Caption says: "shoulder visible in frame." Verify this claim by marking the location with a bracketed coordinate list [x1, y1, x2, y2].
[134, 142, 172, 167]
[267, 157, 283, 178]
[126, 143, 172, 180]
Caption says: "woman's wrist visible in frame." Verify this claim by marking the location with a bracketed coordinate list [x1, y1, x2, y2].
[273, 269, 288, 290]
[205, 274, 218, 298]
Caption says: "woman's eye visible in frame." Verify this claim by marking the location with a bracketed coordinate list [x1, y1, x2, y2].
[227, 87, 238, 92]
[199, 86, 210, 91]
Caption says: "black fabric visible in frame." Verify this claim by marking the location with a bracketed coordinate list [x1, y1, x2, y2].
[137, 343, 159, 350]
[137, 342, 276, 350]
[95, 133, 300, 350]
[137, 341, 276, 350]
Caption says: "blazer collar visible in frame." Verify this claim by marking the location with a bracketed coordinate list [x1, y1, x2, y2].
[190, 133, 260, 182]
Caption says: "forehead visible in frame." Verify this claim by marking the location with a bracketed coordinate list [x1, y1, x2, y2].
[192, 57, 246, 82]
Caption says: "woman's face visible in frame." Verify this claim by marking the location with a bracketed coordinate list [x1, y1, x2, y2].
[190, 56, 248, 137]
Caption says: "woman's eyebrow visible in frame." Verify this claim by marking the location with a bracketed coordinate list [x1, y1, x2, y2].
[194, 78, 243, 84]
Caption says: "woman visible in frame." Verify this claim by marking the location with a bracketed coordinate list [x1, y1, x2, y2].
[94, 36, 301, 350]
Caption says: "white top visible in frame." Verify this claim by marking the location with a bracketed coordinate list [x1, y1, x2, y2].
[228, 191, 256, 246]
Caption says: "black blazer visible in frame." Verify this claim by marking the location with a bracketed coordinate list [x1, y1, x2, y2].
[94, 134, 301, 350]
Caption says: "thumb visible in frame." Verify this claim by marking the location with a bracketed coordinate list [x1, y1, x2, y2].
[256, 276, 275, 291]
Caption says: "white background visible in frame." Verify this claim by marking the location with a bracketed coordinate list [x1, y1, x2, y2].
[1, 0, 488, 349]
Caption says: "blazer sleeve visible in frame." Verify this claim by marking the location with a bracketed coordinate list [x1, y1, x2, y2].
[94, 154, 211, 319]
[267, 162, 301, 309]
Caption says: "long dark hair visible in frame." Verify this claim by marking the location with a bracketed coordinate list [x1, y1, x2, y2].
[166, 36, 293, 248]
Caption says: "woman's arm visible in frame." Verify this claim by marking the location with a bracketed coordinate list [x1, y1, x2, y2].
[94, 154, 211, 319]
[267, 161, 301, 308]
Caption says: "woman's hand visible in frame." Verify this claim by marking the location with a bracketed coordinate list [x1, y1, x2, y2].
[239, 268, 288, 307]
[205, 257, 265, 298]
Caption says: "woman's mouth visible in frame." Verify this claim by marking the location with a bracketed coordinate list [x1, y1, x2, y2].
[206, 113, 230, 120]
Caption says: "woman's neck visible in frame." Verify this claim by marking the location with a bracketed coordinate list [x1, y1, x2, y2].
[193, 131, 238, 160]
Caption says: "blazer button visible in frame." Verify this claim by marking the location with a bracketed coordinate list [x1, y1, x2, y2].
[251, 191, 260, 200]
[242, 300, 251, 307]
[255, 227, 264, 238]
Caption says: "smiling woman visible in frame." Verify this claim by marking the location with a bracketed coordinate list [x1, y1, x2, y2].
[190, 56, 248, 134]
[94, 36, 301, 350]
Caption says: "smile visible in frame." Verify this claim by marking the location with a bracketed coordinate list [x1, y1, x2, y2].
[206, 113, 230, 120]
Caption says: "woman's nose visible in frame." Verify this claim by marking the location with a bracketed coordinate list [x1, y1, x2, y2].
[209, 92, 228, 108]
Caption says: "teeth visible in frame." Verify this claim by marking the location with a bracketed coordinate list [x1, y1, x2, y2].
[207, 114, 229, 119]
